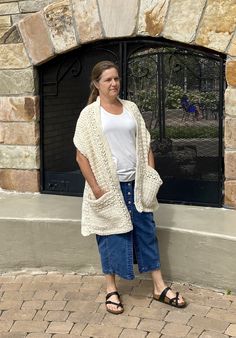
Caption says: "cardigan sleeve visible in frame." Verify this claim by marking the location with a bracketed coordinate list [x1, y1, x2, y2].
[73, 111, 89, 158]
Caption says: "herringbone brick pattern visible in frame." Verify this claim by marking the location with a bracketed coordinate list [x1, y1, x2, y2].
[0, 272, 235, 337]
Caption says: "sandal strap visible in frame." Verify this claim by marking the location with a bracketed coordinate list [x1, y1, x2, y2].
[159, 287, 171, 302]
[169, 291, 179, 306]
[106, 291, 120, 301]
[106, 300, 123, 308]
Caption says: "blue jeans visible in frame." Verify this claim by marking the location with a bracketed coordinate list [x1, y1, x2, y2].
[96, 181, 161, 280]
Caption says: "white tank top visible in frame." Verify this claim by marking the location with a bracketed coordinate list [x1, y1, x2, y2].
[101, 106, 137, 182]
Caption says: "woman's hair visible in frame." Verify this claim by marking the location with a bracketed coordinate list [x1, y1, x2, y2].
[87, 60, 119, 105]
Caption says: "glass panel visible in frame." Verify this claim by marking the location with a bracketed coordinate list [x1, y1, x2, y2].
[40, 43, 120, 195]
[127, 48, 160, 131]
[127, 46, 223, 206]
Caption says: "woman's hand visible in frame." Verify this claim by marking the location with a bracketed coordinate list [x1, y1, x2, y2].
[148, 148, 155, 169]
[93, 186, 106, 199]
[76, 150, 106, 199]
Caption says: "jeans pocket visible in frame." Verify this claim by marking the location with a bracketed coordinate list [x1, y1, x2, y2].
[142, 166, 163, 209]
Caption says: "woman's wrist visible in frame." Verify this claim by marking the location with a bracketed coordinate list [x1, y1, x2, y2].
[92, 185, 104, 199]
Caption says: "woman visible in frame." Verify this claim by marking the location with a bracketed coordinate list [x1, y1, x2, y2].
[73, 61, 186, 314]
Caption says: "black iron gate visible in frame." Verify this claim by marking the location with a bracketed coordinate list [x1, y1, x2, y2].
[39, 38, 225, 207]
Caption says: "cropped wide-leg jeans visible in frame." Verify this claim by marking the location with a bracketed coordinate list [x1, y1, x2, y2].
[96, 181, 161, 280]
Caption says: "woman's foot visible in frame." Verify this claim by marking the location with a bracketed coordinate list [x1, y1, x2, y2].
[153, 286, 186, 308]
[105, 290, 124, 314]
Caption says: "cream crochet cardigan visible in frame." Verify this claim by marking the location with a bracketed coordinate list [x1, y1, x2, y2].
[73, 97, 163, 236]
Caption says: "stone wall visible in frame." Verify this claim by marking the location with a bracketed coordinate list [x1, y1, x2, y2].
[0, 0, 236, 207]
[0, 0, 57, 191]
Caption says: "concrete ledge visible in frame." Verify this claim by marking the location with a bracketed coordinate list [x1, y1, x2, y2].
[0, 192, 235, 292]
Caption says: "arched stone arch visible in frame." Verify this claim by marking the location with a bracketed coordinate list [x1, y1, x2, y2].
[0, 0, 236, 207]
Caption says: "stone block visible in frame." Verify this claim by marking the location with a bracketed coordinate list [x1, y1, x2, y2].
[195, 0, 236, 52]
[27, 334, 52, 338]
[0, 320, 13, 332]
[33, 310, 48, 321]
[0, 96, 39, 122]
[225, 324, 236, 336]
[21, 301, 44, 310]
[11, 13, 30, 24]
[224, 180, 236, 208]
[69, 323, 87, 335]
[19, 0, 55, 13]
[43, 301, 66, 311]
[0, 43, 31, 69]
[138, 0, 169, 36]
[188, 315, 229, 333]
[0, 309, 36, 321]
[0, 68, 36, 95]
[81, 324, 123, 337]
[207, 307, 236, 324]
[98, 0, 139, 37]
[0, 300, 23, 310]
[162, 0, 205, 43]
[129, 306, 167, 320]
[137, 318, 165, 332]
[44, 310, 69, 322]
[226, 61, 236, 87]
[228, 32, 236, 56]
[2, 290, 34, 300]
[199, 332, 228, 338]
[225, 117, 236, 148]
[68, 311, 103, 324]
[0, 283, 22, 291]
[0, 121, 39, 145]
[72, 0, 103, 43]
[161, 323, 191, 336]
[0, 26, 9, 40]
[0, 15, 11, 27]
[33, 290, 56, 300]
[0, 25, 22, 44]
[225, 151, 236, 179]
[18, 11, 55, 65]
[120, 329, 147, 338]
[0, 168, 39, 192]
[10, 320, 49, 333]
[102, 313, 140, 329]
[225, 87, 236, 116]
[46, 321, 73, 334]
[43, 0, 77, 54]
[64, 300, 98, 312]
[0, 145, 39, 169]
[164, 311, 192, 324]
[0, 2, 19, 15]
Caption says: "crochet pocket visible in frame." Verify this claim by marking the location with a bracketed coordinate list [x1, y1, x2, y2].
[88, 190, 115, 222]
[142, 166, 163, 209]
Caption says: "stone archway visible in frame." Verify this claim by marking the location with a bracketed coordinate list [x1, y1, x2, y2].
[0, 0, 236, 208]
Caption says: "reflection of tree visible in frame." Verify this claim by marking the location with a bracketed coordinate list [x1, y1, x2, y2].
[128, 50, 159, 130]
[127, 47, 221, 132]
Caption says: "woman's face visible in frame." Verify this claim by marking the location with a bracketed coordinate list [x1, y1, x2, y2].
[95, 67, 120, 99]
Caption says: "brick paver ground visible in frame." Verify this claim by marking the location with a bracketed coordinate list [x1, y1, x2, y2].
[0, 272, 235, 337]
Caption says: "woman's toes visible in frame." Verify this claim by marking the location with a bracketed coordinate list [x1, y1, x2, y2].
[106, 294, 123, 313]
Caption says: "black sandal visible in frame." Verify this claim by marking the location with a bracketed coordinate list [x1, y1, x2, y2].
[153, 286, 186, 308]
[105, 291, 124, 314]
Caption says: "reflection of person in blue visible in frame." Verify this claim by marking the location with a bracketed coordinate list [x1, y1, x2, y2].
[181, 95, 203, 121]
[181, 94, 189, 111]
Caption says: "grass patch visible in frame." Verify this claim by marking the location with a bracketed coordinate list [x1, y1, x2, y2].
[151, 125, 218, 139]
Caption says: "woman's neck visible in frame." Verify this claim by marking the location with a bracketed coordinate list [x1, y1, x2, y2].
[99, 95, 119, 106]
[99, 96, 123, 115]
